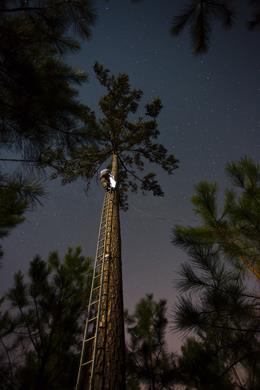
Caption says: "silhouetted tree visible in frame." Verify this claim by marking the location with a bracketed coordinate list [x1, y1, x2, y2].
[0, 247, 92, 389]
[171, 167, 260, 388]
[125, 294, 176, 390]
[173, 156, 260, 278]
[0, 0, 96, 159]
[0, 2, 95, 269]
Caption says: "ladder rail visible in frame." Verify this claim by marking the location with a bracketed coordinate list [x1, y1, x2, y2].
[89, 192, 113, 388]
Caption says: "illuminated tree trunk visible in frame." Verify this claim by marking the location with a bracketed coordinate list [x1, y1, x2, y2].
[77, 153, 125, 390]
[104, 152, 125, 389]
[93, 153, 125, 389]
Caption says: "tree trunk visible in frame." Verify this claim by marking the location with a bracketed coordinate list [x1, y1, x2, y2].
[92, 153, 126, 389]
[104, 153, 125, 389]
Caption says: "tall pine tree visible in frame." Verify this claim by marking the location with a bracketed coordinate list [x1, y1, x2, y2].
[125, 294, 176, 390]
[48, 64, 178, 389]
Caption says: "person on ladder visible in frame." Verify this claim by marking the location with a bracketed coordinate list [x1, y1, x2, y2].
[100, 169, 116, 191]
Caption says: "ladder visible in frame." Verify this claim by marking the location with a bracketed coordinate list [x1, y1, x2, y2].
[76, 190, 114, 390]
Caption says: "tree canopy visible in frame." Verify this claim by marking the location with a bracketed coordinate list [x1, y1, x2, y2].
[41, 63, 178, 209]
[0, 0, 96, 159]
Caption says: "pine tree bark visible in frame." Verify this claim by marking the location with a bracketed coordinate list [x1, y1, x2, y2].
[91, 153, 125, 389]
[104, 153, 126, 389]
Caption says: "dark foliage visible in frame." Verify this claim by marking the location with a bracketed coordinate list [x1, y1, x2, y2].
[177, 337, 234, 389]
[171, 158, 260, 388]
[125, 294, 177, 390]
[173, 156, 260, 277]
[171, 0, 260, 53]
[171, 0, 234, 54]
[0, 0, 96, 159]
[248, 0, 260, 30]
[172, 248, 260, 388]
[0, 174, 45, 259]
[0, 247, 92, 389]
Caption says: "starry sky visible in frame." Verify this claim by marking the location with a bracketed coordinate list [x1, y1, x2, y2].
[1, 0, 260, 351]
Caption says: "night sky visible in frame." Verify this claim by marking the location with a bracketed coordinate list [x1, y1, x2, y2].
[1, 0, 259, 350]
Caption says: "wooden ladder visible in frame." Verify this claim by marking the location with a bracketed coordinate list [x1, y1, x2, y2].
[76, 190, 114, 390]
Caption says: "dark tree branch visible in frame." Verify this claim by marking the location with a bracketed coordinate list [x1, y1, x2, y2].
[117, 153, 143, 184]
[0, 335, 14, 386]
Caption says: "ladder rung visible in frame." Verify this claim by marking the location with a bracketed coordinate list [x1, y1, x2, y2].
[89, 299, 99, 306]
[84, 335, 95, 343]
[96, 260, 104, 265]
[81, 359, 93, 366]
[92, 285, 101, 291]
[89, 295, 107, 309]
[88, 315, 98, 322]
[93, 273, 101, 279]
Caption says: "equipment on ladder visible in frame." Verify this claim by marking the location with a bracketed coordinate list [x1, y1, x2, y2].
[76, 170, 115, 390]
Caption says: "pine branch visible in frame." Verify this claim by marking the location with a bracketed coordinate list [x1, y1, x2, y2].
[0, 335, 14, 386]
